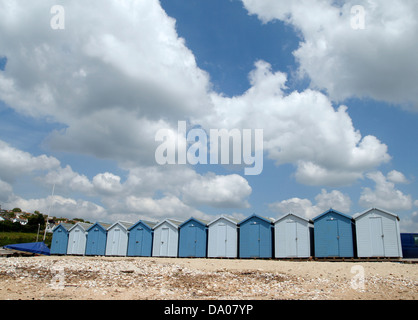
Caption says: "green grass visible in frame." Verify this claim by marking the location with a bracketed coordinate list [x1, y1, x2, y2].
[0, 232, 52, 248]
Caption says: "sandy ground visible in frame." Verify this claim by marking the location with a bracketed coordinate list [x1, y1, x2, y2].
[0, 256, 416, 300]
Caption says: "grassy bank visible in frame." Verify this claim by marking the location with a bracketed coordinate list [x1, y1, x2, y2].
[0, 232, 52, 247]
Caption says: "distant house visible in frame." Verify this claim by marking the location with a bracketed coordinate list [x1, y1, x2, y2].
[0, 216, 5, 222]
[12, 218, 28, 226]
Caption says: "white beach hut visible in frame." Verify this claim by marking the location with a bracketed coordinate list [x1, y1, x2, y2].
[66, 222, 92, 255]
[207, 216, 238, 258]
[274, 213, 313, 258]
[152, 219, 182, 257]
[354, 208, 402, 258]
[105, 221, 133, 256]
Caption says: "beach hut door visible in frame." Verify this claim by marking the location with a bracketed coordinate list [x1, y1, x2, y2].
[160, 227, 169, 256]
[370, 217, 385, 256]
[217, 223, 227, 257]
[186, 224, 197, 256]
[248, 222, 260, 257]
[72, 229, 81, 254]
[326, 218, 339, 257]
[135, 227, 144, 256]
[286, 221, 298, 257]
[111, 229, 120, 255]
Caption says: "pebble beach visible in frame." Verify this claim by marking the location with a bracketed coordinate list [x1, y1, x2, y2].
[0, 256, 416, 300]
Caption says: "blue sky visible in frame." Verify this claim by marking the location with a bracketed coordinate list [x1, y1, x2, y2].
[0, 0, 417, 231]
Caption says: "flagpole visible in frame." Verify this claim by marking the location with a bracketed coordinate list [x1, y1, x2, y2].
[43, 184, 55, 241]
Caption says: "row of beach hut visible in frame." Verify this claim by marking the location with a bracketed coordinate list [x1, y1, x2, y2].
[51, 208, 403, 259]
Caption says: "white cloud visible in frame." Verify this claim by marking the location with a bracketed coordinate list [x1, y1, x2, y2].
[41, 165, 93, 194]
[5, 195, 107, 222]
[92, 172, 123, 195]
[399, 211, 418, 233]
[269, 189, 351, 219]
[181, 173, 252, 208]
[0, 0, 212, 166]
[387, 170, 409, 184]
[242, 0, 418, 108]
[205, 61, 390, 186]
[125, 195, 209, 221]
[0, 178, 13, 203]
[359, 171, 413, 211]
[0, 140, 60, 183]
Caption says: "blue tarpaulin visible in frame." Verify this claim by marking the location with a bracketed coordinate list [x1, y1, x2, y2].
[4, 242, 50, 256]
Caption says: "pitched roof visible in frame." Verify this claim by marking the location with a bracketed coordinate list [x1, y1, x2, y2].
[69, 222, 93, 232]
[153, 218, 183, 230]
[53, 222, 74, 232]
[238, 214, 274, 225]
[274, 212, 313, 224]
[128, 219, 158, 231]
[87, 222, 111, 232]
[312, 209, 353, 221]
[353, 207, 400, 221]
[179, 217, 209, 228]
[208, 215, 239, 226]
[108, 221, 134, 231]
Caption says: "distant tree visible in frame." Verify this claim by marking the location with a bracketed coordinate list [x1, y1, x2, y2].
[26, 212, 45, 232]
[12, 208, 22, 213]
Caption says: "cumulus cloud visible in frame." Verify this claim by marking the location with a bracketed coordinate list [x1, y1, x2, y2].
[181, 173, 252, 208]
[125, 195, 209, 221]
[400, 211, 418, 233]
[4, 195, 107, 222]
[0, 140, 60, 183]
[387, 170, 409, 184]
[205, 61, 390, 186]
[41, 165, 93, 194]
[0, 0, 212, 166]
[242, 0, 418, 108]
[359, 171, 413, 211]
[0, 178, 13, 203]
[269, 189, 352, 219]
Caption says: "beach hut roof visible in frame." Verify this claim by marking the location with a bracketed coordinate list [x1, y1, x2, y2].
[128, 220, 158, 231]
[68, 222, 93, 232]
[208, 215, 239, 226]
[238, 214, 273, 226]
[274, 213, 313, 224]
[108, 221, 134, 231]
[87, 222, 111, 232]
[353, 207, 400, 221]
[153, 218, 183, 230]
[312, 208, 352, 222]
[179, 217, 209, 228]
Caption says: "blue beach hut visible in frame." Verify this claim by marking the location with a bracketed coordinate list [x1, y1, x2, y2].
[178, 217, 208, 258]
[85, 222, 110, 256]
[238, 214, 273, 258]
[50, 223, 72, 255]
[127, 220, 156, 257]
[313, 209, 355, 258]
